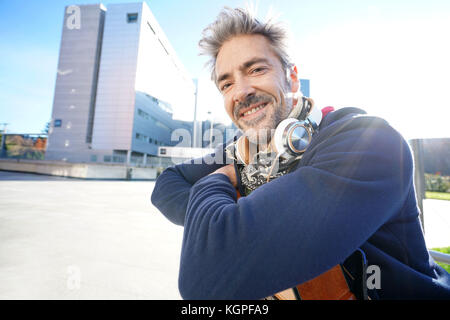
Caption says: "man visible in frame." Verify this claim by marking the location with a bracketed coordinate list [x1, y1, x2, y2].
[151, 7, 450, 299]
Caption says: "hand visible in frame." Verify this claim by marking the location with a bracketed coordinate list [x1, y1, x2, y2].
[210, 164, 237, 188]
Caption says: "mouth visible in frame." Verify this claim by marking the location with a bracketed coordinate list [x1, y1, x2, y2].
[238, 101, 269, 119]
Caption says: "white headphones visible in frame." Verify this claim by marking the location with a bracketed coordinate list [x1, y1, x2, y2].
[233, 97, 322, 165]
[272, 97, 322, 158]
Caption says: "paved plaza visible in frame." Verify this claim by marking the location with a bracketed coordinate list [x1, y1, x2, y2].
[0, 171, 183, 299]
[0, 170, 449, 299]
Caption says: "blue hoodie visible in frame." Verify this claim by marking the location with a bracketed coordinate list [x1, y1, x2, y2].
[151, 107, 450, 299]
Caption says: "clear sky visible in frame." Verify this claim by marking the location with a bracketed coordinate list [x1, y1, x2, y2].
[1, 0, 450, 140]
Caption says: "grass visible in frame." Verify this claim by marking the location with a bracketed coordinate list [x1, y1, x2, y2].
[431, 247, 450, 273]
[425, 191, 450, 201]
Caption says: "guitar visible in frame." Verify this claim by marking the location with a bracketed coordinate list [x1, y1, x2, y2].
[272, 265, 356, 300]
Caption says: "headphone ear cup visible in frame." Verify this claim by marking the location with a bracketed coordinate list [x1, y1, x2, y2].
[272, 118, 298, 156]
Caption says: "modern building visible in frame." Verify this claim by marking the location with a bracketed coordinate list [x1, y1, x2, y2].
[46, 2, 196, 166]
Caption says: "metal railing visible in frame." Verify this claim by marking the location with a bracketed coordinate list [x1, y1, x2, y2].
[429, 250, 450, 264]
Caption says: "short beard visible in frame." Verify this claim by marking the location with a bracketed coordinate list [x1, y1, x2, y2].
[234, 95, 290, 148]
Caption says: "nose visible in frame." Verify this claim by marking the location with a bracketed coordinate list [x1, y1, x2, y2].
[232, 76, 256, 105]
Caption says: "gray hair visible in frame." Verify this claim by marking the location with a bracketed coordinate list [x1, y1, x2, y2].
[199, 7, 292, 85]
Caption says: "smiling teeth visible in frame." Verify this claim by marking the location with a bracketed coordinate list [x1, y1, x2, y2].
[243, 103, 266, 116]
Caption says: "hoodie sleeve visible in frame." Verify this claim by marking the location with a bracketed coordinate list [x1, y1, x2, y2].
[178, 115, 414, 299]
[151, 144, 229, 226]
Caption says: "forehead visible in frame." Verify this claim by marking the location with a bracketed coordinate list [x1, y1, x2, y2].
[215, 34, 282, 79]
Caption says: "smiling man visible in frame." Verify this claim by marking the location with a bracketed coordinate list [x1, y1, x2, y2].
[151, 7, 450, 299]
[215, 34, 294, 143]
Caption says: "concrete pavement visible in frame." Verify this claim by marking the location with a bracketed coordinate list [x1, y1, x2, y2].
[0, 170, 448, 299]
[0, 171, 183, 299]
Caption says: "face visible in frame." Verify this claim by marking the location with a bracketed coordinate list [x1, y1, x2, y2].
[215, 34, 293, 143]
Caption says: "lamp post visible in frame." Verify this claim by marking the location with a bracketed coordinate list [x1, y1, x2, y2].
[192, 79, 198, 148]
[0, 123, 8, 158]
[207, 111, 214, 147]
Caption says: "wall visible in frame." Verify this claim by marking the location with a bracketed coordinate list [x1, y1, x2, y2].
[0, 159, 156, 180]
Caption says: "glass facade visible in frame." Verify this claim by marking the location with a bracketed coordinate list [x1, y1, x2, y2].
[44, 2, 233, 167]
[91, 2, 195, 164]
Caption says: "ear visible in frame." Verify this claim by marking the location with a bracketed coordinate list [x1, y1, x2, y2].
[288, 65, 300, 93]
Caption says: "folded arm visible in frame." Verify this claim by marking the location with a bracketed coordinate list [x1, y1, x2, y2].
[151, 144, 229, 225]
[178, 116, 414, 299]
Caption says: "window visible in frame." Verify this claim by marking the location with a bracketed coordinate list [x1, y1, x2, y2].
[137, 108, 150, 120]
[112, 155, 125, 163]
[155, 120, 170, 131]
[127, 13, 138, 23]
[54, 119, 62, 127]
[135, 133, 148, 142]
[104, 155, 111, 162]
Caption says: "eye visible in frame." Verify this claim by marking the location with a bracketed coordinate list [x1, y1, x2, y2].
[251, 66, 267, 74]
[221, 82, 232, 92]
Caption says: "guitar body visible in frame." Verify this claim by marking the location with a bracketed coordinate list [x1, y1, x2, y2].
[273, 265, 356, 300]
